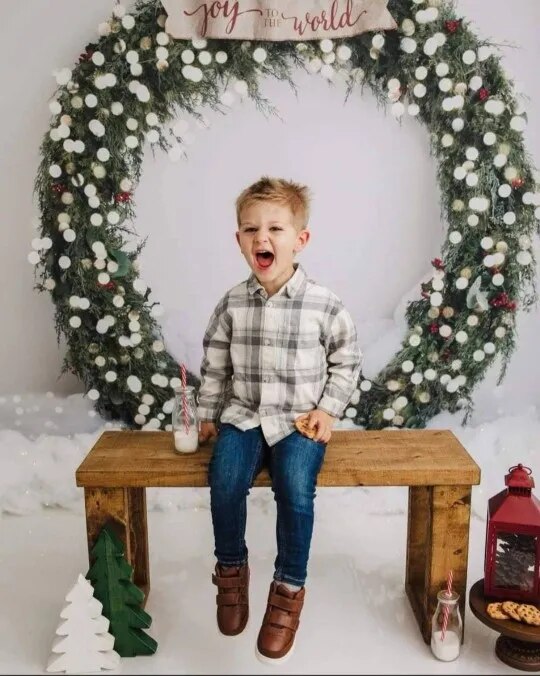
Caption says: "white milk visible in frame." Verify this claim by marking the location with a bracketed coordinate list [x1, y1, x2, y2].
[431, 630, 460, 661]
[173, 429, 199, 453]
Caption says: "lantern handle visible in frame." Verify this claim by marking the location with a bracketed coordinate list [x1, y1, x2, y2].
[508, 464, 532, 475]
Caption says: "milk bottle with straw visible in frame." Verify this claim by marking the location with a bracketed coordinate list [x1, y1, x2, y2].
[431, 570, 462, 661]
[172, 365, 199, 453]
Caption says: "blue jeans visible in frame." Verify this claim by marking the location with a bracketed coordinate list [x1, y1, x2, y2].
[208, 423, 326, 587]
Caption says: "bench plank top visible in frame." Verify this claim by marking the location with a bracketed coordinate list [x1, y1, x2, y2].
[76, 430, 480, 488]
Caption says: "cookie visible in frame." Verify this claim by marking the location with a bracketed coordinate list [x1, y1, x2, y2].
[294, 417, 317, 440]
[486, 602, 509, 620]
[517, 604, 540, 626]
[501, 601, 522, 621]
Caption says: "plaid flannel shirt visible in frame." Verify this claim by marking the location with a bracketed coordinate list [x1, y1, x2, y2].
[197, 263, 363, 446]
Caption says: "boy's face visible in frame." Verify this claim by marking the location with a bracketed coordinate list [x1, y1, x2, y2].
[236, 201, 310, 293]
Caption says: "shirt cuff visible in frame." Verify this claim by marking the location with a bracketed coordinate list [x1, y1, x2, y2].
[197, 406, 219, 422]
[317, 395, 346, 419]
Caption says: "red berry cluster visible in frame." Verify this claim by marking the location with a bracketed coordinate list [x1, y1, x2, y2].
[431, 257, 445, 270]
[478, 87, 490, 102]
[429, 323, 439, 334]
[490, 292, 517, 311]
[52, 182, 67, 195]
[79, 49, 94, 63]
[511, 177, 525, 189]
[115, 191, 132, 204]
[101, 281, 116, 291]
[444, 19, 462, 33]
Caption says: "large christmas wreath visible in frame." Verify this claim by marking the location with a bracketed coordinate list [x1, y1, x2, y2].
[30, 0, 539, 431]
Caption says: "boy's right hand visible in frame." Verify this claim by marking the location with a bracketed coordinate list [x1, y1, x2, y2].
[199, 421, 218, 444]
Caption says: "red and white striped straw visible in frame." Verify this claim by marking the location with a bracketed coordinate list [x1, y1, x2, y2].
[440, 569, 453, 641]
[180, 363, 189, 435]
[446, 569, 453, 597]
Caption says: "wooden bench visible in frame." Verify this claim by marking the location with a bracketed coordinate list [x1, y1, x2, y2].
[75, 429, 480, 643]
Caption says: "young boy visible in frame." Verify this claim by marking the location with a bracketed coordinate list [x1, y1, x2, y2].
[197, 176, 362, 664]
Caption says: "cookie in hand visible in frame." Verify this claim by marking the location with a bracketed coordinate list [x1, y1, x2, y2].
[295, 416, 317, 440]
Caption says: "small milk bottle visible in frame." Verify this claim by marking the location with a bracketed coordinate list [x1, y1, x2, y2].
[430, 590, 462, 661]
[172, 386, 199, 454]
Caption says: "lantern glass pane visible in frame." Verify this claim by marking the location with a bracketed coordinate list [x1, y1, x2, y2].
[494, 531, 536, 591]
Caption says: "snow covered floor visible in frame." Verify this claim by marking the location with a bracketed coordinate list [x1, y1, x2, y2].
[0, 496, 521, 674]
[1, 391, 539, 673]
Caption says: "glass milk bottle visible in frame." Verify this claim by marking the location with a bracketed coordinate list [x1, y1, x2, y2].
[430, 590, 462, 661]
[172, 386, 199, 454]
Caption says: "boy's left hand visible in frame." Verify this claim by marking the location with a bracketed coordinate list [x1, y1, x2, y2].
[296, 409, 336, 443]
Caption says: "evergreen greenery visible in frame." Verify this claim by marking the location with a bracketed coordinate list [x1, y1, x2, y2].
[32, 0, 538, 430]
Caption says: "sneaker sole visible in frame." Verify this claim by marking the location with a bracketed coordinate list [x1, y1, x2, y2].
[255, 639, 295, 665]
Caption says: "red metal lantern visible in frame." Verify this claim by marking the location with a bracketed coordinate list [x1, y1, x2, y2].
[484, 464, 540, 601]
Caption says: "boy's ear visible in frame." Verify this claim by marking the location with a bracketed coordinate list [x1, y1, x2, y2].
[235, 231, 240, 246]
[294, 228, 310, 253]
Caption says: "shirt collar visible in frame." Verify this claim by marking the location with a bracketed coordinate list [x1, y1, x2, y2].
[247, 263, 307, 299]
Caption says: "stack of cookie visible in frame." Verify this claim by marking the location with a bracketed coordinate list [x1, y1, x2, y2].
[487, 600, 540, 626]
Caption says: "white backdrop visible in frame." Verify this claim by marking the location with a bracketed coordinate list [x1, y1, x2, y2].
[0, 0, 538, 404]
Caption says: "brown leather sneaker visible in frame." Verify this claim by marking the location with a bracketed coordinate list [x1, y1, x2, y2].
[256, 582, 305, 663]
[212, 563, 250, 636]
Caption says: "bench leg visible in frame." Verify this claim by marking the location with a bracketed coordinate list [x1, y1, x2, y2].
[405, 485, 472, 643]
[84, 487, 150, 604]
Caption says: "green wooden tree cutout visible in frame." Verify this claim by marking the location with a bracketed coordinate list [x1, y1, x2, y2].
[86, 525, 158, 657]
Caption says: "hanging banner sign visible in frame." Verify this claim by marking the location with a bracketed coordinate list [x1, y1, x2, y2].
[161, 0, 397, 41]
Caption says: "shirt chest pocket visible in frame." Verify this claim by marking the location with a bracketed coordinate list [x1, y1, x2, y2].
[274, 329, 325, 373]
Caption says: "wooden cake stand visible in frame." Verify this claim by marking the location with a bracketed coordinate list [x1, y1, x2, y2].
[469, 579, 540, 672]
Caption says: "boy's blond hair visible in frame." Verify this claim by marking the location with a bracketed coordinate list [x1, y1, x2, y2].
[235, 176, 311, 231]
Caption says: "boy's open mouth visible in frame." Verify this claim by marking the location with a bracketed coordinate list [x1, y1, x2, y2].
[255, 251, 274, 270]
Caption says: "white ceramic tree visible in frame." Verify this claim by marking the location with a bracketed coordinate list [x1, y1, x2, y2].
[46, 573, 120, 674]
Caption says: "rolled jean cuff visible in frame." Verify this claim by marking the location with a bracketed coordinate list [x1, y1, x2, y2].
[218, 558, 248, 567]
[274, 573, 305, 587]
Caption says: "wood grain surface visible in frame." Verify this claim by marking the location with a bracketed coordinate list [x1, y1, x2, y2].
[76, 429, 480, 488]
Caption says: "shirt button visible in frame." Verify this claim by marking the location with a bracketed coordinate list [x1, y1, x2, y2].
[265, 339, 271, 346]
[267, 301, 273, 308]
